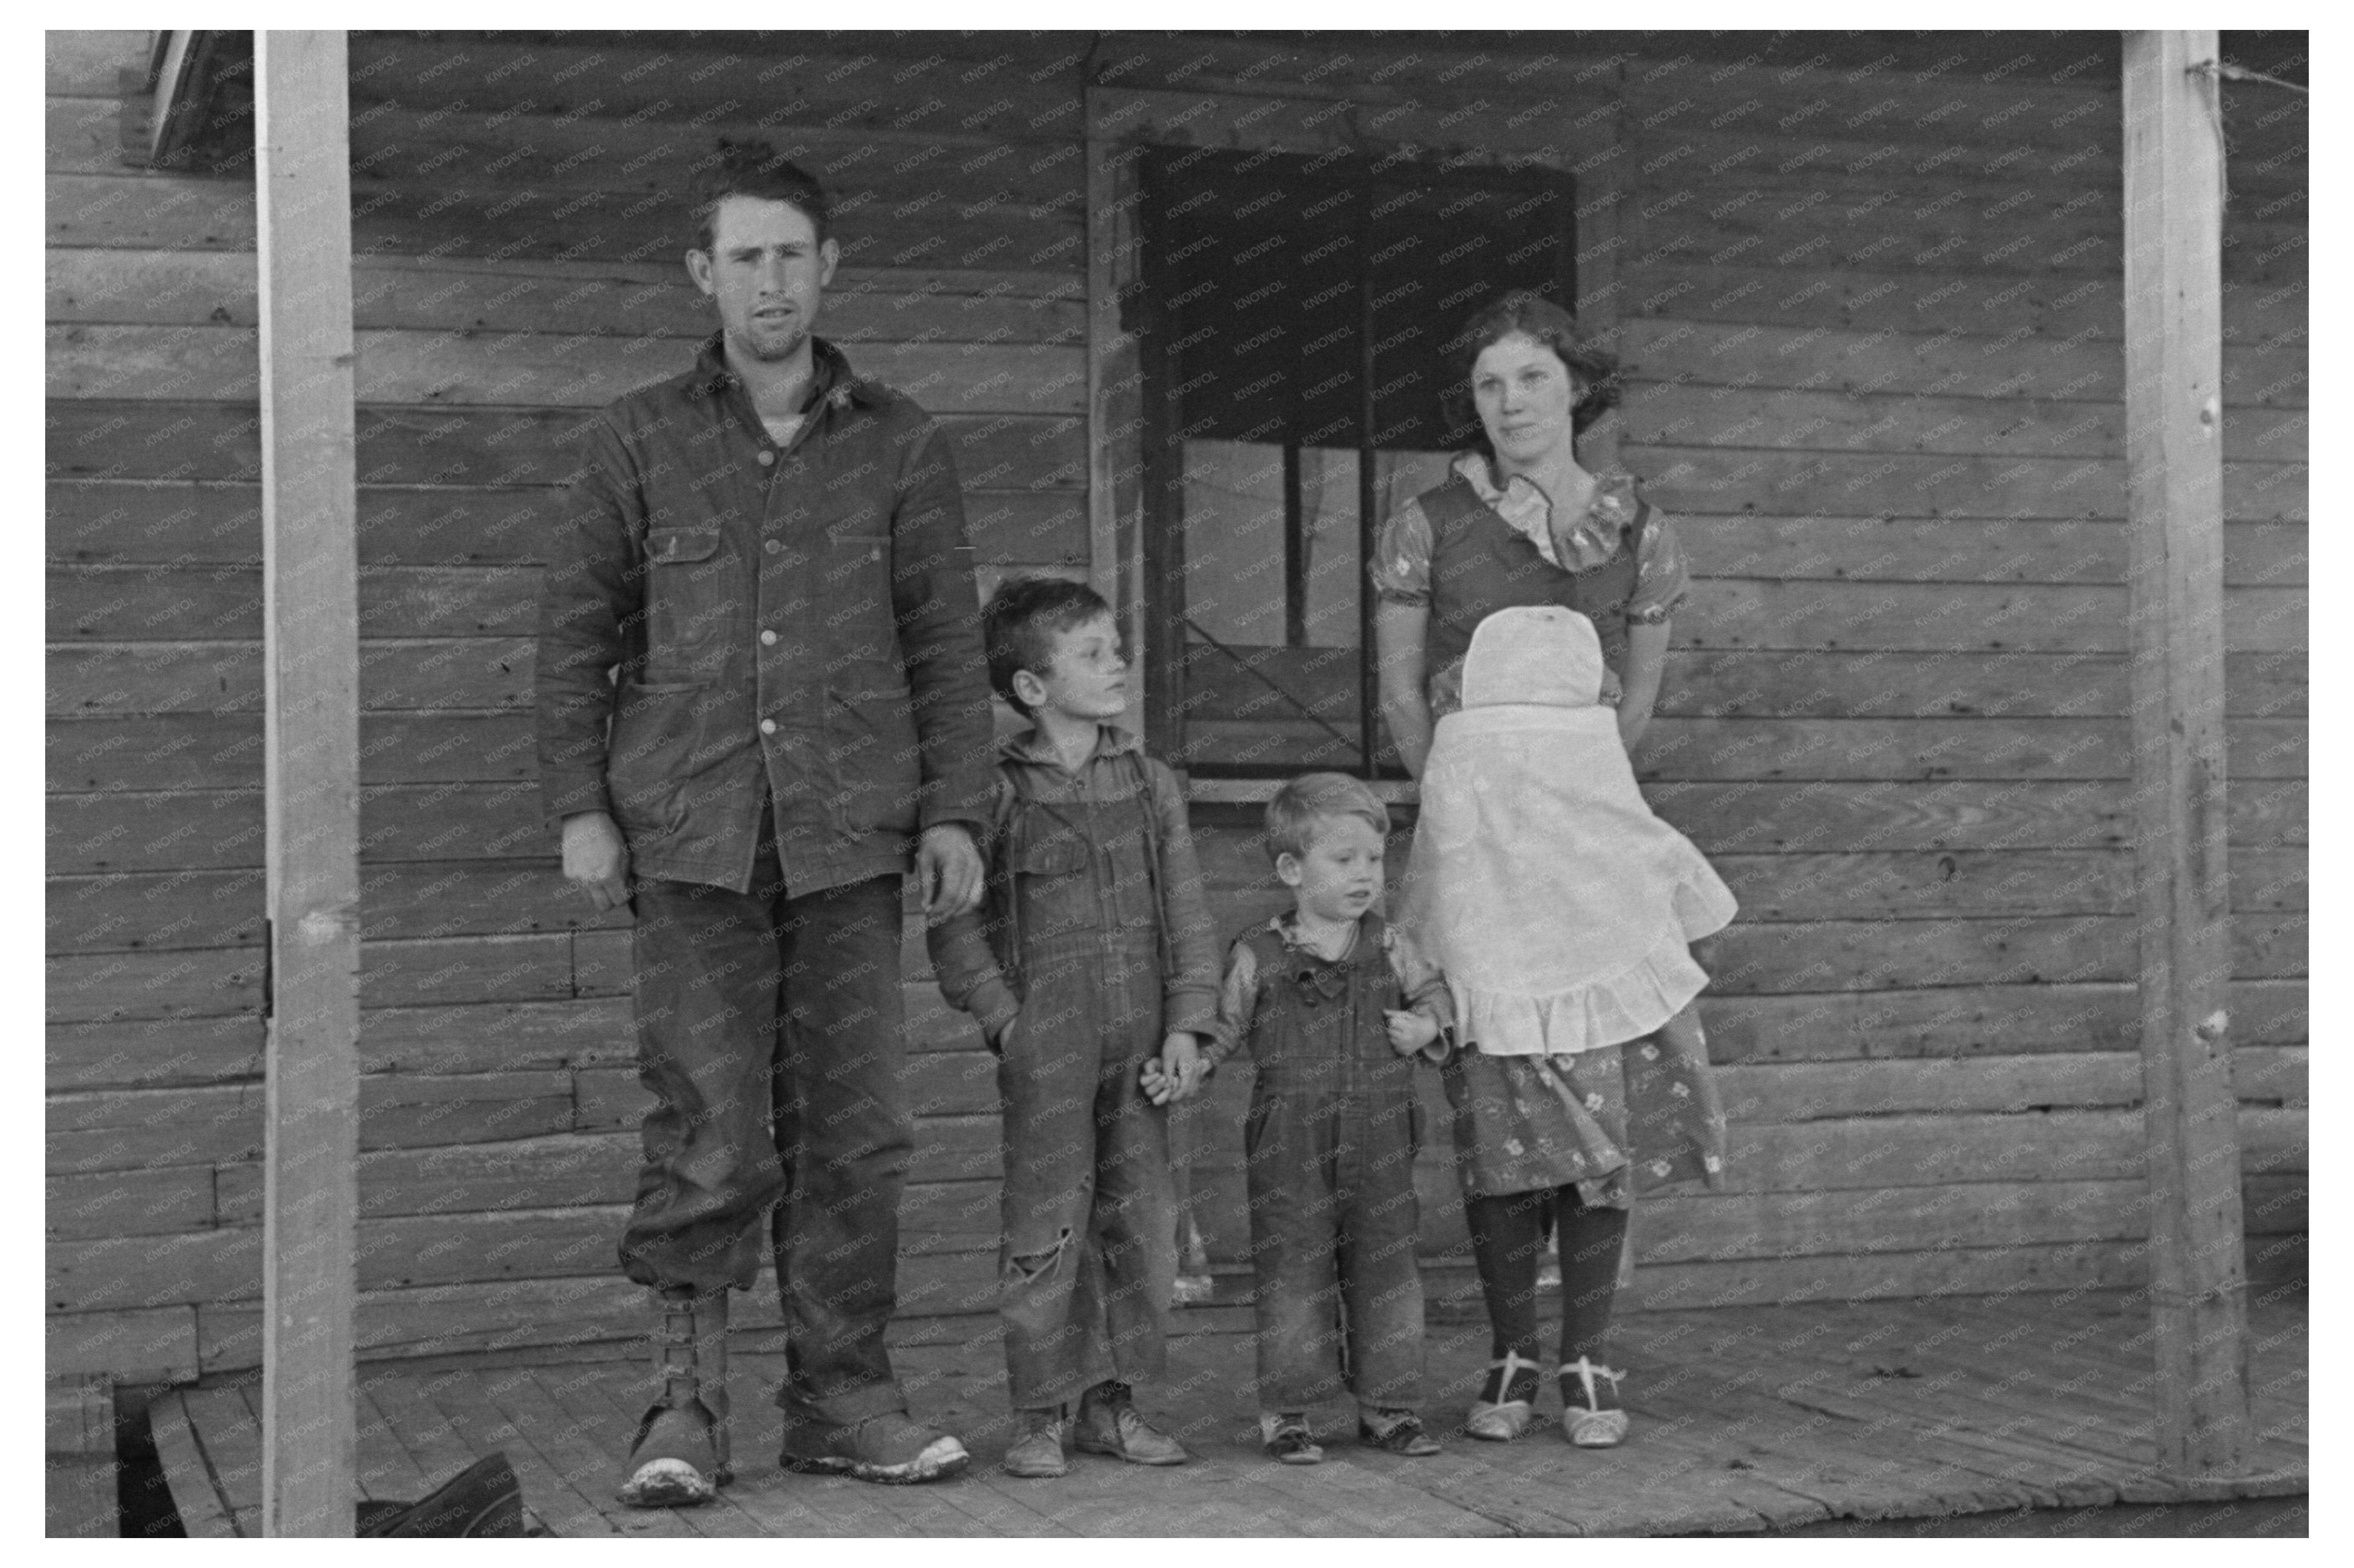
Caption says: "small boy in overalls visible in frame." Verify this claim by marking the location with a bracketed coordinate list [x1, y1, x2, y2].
[928, 576, 1221, 1478]
[1203, 772, 1453, 1464]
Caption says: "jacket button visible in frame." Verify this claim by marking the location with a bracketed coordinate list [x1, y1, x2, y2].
[760, 629, 778, 647]
[765, 539, 782, 554]
[757, 449, 776, 466]
[759, 718, 778, 736]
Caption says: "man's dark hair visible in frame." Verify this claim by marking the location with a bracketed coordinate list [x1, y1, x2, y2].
[688, 138, 832, 252]
[983, 576, 1114, 716]
[1443, 289, 1622, 446]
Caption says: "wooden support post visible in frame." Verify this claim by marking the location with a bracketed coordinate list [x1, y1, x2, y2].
[255, 29, 360, 1537]
[1086, 90, 1147, 738]
[2120, 28, 2251, 1478]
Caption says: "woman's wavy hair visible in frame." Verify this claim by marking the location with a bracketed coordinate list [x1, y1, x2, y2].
[1440, 290, 1622, 451]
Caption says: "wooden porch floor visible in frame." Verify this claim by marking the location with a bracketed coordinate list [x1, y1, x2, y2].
[151, 1288, 2306, 1537]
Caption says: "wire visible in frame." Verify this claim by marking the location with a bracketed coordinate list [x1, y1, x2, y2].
[2207, 60, 2309, 95]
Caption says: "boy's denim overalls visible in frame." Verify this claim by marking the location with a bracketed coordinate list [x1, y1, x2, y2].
[928, 729, 1220, 1410]
[1228, 913, 1429, 1410]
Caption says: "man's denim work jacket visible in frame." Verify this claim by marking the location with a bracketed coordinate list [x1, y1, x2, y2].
[535, 334, 996, 895]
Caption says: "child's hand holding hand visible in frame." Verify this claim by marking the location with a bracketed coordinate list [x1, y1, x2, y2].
[1142, 1033, 1207, 1104]
[1384, 1008, 1440, 1057]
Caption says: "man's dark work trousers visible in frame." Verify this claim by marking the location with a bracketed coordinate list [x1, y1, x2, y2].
[620, 867, 912, 1426]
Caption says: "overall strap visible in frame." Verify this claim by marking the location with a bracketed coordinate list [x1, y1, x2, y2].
[1125, 749, 1173, 987]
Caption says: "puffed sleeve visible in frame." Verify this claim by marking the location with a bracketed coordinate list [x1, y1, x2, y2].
[1383, 923, 1457, 1064]
[1625, 503, 1691, 625]
[1369, 493, 1436, 608]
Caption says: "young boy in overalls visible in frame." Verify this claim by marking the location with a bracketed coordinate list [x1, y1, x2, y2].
[928, 577, 1221, 1478]
[1203, 772, 1453, 1463]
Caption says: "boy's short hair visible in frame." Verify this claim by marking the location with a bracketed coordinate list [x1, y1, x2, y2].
[983, 576, 1114, 716]
[689, 138, 832, 252]
[1265, 772, 1390, 864]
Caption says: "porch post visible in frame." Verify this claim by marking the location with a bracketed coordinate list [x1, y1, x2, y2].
[255, 28, 361, 1535]
[2120, 28, 2251, 1476]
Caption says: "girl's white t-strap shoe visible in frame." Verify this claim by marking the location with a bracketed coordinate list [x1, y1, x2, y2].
[1465, 1349, 1544, 1440]
[1559, 1356, 1629, 1447]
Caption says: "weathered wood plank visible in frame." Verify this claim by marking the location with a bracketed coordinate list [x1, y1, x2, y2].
[49, 1225, 261, 1313]
[1637, 199, 2303, 287]
[48, 1166, 216, 1238]
[1196, 713, 2306, 780]
[1629, 1237, 2149, 1312]
[1646, 779, 2301, 851]
[46, 1305, 201, 1381]
[147, 1392, 240, 1537]
[1623, 123, 2303, 203]
[45, 30, 148, 96]
[1713, 1047, 2305, 1119]
[1181, 642, 2304, 726]
[1625, 383, 2302, 463]
[343, 34, 1084, 142]
[1625, 256, 2304, 346]
[1698, 978, 2306, 1064]
[471, 1370, 642, 1537]
[50, 714, 534, 790]
[46, 93, 134, 176]
[49, 322, 1091, 414]
[343, 106, 1088, 219]
[45, 945, 264, 1022]
[49, 399, 1085, 492]
[358, 998, 631, 1075]
[48, 169, 1089, 275]
[46, 1012, 264, 1089]
[48, 857, 645, 951]
[1673, 515, 2304, 589]
[48, 638, 534, 715]
[1673, 580, 2304, 655]
[1632, 446, 2305, 526]
[1706, 911, 2302, 992]
[49, 564, 536, 641]
[332, 1117, 1000, 1222]
[1640, 1180, 2151, 1263]
[1622, 318, 2303, 410]
[358, 932, 578, 1007]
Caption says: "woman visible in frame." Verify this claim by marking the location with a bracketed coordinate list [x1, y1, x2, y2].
[1372, 289, 1688, 769]
[1373, 292, 1717, 1449]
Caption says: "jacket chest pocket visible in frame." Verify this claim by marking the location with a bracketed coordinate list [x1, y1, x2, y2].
[643, 527, 732, 678]
[819, 520, 891, 615]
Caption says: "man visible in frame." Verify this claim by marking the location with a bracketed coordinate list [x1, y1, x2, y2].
[536, 143, 994, 1504]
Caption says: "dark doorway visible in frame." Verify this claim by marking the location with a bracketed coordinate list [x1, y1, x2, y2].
[1134, 146, 1577, 777]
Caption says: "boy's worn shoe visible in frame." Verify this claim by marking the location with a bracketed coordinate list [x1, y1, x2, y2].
[779, 1409, 970, 1484]
[1464, 1349, 1543, 1442]
[1357, 1407, 1442, 1457]
[617, 1288, 730, 1508]
[1560, 1356, 1629, 1448]
[1001, 1406, 1071, 1479]
[1073, 1380, 1189, 1466]
[1260, 1412, 1323, 1465]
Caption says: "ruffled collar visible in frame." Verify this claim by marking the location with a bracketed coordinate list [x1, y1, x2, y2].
[1452, 451, 1640, 573]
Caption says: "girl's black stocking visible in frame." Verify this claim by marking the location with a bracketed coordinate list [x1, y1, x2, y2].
[1464, 1188, 1553, 1362]
[1556, 1188, 1629, 1366]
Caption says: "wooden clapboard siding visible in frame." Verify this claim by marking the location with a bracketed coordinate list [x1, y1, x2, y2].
[46, 29, 2305, 1386]
[1128, 31, 2304, 1292]
[45, 26, 1103, 1382]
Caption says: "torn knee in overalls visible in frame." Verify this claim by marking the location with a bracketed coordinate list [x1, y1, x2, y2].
[1008, 1226, 1075, 1283]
